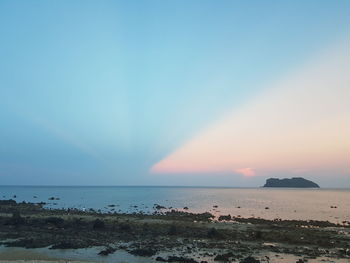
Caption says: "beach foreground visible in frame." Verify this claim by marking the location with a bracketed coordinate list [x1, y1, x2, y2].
[0, 200, 349, 263]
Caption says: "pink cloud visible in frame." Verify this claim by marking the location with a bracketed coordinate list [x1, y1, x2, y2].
[235, 168, 255, 177]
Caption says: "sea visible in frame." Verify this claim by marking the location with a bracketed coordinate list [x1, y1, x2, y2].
[1, 186, 349, 224]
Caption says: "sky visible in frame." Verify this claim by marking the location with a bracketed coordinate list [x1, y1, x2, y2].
[1, 1, 350, 187]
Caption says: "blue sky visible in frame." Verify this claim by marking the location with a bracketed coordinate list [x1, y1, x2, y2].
[1, 1, 350, 186]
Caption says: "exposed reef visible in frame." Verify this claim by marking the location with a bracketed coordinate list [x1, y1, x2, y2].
[0, 199, 349, 262]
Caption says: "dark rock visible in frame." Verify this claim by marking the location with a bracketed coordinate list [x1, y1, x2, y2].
[93, 219, 105, 229]
[183, 207, 189, 210]
[154, 204, 167, 210]
[339, 248, 349, 255]
[130, 248, 156, 257]
[50, 242, 74, 249]
[263, 177, 319, 188]
[207, 227, 222, 238]
[4, 238, 46, 248]
[72, 218, 88, 227]
[214, 252, 234, 261]
[240, 256, 260, 263]
[156, 257, 167, 262]
[296, 260, 305, 263]
[98, 246, 116, 256]
[0, 199, 17, 205]
[50, 241, 84, 249]
[164, 210, 214, 222]
[45, 217, 64, 227]
[254, 231, 263, 239]
[168, 224, 177, 235]
[6, 211, 25, 226]
[119, 223, 131, 232]
[218, 215, 231, 221]
[167, 256, 198, 263]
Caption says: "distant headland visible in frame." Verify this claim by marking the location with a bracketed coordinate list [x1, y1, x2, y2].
[263, 177, 320, 188]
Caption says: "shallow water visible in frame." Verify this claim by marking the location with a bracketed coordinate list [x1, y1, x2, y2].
[1, 186, 349, 223]
[0, 246, 150, 263]
[0, 246, 349, 263]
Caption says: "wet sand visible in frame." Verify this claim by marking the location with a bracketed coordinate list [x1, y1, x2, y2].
[0, 200, 349, 263]
[0, 249, 58, 260]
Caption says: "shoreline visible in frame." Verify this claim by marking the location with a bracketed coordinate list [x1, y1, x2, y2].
[0, 200, 349, 263]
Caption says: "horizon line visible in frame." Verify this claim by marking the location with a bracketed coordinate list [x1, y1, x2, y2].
[0, 184, 349, 189]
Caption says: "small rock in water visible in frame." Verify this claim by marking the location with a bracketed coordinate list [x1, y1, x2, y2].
[98, 246, 116, 256]
[265, 207, 269, 209]
[154, 204, 166, 210]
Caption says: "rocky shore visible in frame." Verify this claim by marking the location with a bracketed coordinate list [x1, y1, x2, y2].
[0, 200, 349, 263]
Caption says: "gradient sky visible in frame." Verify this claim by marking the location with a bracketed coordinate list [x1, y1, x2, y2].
[1, 1, 350, 187]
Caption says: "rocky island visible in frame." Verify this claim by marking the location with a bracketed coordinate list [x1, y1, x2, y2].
[263, 177, 320, 188]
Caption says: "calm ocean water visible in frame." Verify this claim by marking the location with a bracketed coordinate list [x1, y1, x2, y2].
[0, 186, 349, 223]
